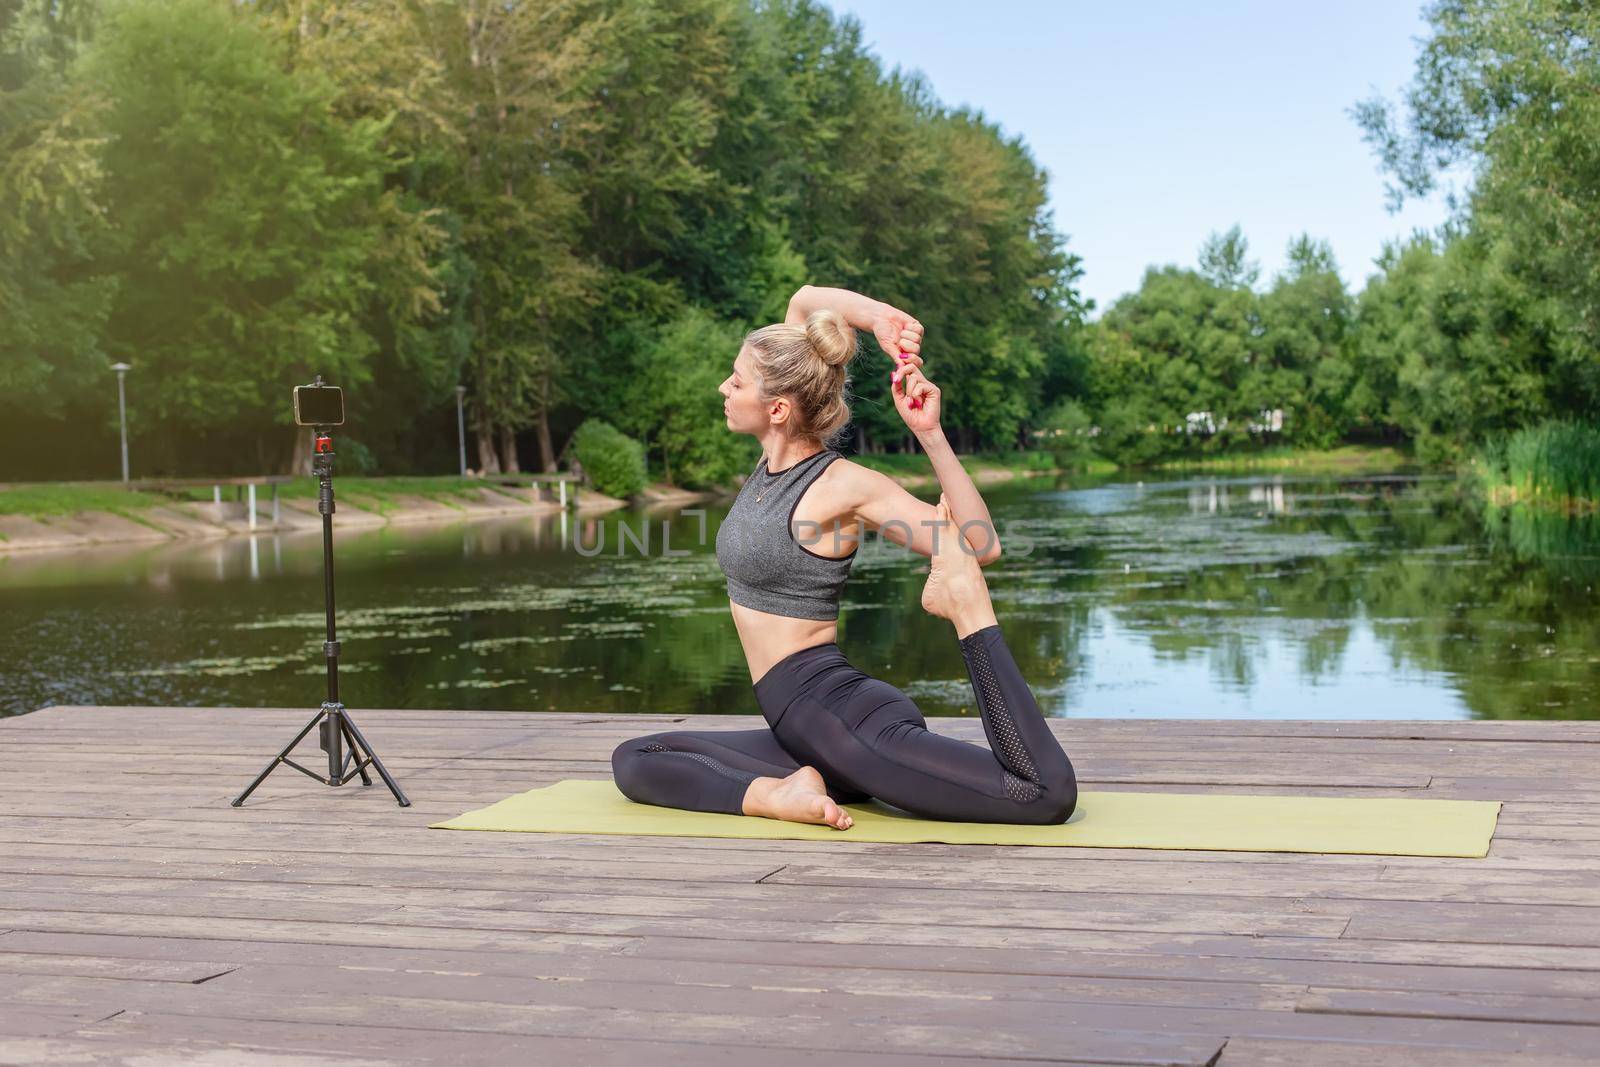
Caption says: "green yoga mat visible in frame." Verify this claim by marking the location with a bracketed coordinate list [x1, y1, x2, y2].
[431, 779, 1501, 858]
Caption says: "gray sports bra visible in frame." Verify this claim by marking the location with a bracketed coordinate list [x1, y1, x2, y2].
[714, 448, 858, 621]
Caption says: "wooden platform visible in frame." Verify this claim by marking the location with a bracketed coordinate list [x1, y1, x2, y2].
[1, 706, 1597, 1065]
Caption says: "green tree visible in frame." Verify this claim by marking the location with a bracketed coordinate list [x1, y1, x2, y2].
[1352, 226, 1559, 464]
[1354, 0, 1600, 422]
[0, 0, 112, 423]
[1197, 224, 1260, 291]
[1258, 235, 1354, 448]
[1088, 254, 1264, 462]
[620, 307, 755, 488]
[72, 0, 434, 471]
[259, 0, 605, 475]
[1348, 233, 1438, 436]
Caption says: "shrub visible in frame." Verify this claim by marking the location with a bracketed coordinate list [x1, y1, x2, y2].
[1036, 398, 1100, 470]
[1094, 399, 1175, 466]
[570, 419, 647, 499]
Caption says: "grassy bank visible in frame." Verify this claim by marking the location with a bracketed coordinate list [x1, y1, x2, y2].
[1471, 421, 1600, 512]
[0, 476, 522, 520]
[0, 484, 175, 519]
[273, 475, 523, 516]
[852, 449, 1113, 479]
[1147, 444, 1414, 474]
[852, 444, 1410, 480]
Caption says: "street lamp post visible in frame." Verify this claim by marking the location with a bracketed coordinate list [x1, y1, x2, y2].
[110, 362, 132, 484]
[455, 385, 468, 476]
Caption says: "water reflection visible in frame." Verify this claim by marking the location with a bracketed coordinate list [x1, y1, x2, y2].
[1, 470, 1595, 720]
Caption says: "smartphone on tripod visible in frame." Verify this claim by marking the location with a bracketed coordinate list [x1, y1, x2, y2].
[293, 382, 345, 426]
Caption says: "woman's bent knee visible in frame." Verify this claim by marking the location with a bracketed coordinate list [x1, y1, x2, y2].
[1046, 780, 1078, 824]
[611, 733, 665, 798]
[1038, 760, 1077, 823]
[1024, 779, 1077, 825]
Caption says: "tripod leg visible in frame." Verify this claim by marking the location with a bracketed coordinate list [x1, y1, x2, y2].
[340, 712, 410, 807]
[340, 718, 373, 786]
[233, 708, 326, 807]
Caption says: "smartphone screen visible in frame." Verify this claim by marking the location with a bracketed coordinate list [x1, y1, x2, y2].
[294, 385, 345, 426]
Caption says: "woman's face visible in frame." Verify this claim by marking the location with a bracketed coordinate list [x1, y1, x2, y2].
[719, 345, 771, 436]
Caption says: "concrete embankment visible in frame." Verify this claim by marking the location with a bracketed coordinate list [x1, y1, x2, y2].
[0, 486, 624, 555]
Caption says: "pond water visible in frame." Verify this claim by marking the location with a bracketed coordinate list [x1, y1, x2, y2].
[2, 469, 1595, 720]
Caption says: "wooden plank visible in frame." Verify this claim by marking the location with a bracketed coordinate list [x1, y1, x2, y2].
[10, 929, 1600, 1002]
[16, 870, 1599, 954]
[0, 1034, 402, 1066]
[0, 819, 1456, 867]
[21, 704, 1600, 741]
[1217, 1036, 1600, 1066]
[0, 911, 634, 956]
[0, 1005, 123, 1040]
[3, 850, 1594, 908]
[617, 929, 1600, 978]
[0, 749, 1457, 789]
[0, 951, 232, 984]
[11, 903, 1600, 973]
[9, 732, 1599, 761]
[16, 731, 1592, 773]
[2, 1027, 1116, 1067]
[10, 968, 1595, 1059]
[1, 973, 1236, 1063]
[1342, 911, 1600, 948]
[1297, 985, 1600, 1026]
[0, 887, 1355, 942]
[78, 1012, 1223, 1066]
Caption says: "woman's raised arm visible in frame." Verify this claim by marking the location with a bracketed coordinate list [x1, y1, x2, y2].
[785, 285, 923, 360]
[849, 332, 1002, 565]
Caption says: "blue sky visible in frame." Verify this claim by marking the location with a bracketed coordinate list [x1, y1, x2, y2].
[832, 0, 1466, 313]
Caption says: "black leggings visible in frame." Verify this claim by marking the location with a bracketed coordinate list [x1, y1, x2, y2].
[611, 624, 1077, 824]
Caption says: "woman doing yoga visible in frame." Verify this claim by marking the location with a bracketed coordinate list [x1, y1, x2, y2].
[611, 285, 1077, 830]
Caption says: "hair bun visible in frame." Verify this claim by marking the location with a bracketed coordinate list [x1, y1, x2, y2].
[805, 308, 858, 368]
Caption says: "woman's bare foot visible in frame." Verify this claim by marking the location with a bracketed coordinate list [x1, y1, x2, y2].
[919, 495, 999, 638]
[743, 766, 853, 830]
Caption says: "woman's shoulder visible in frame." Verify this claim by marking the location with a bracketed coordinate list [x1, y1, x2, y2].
[820, 451, 880, 477]
[817, 449, 857, 475]
[811, 451, 883, 502]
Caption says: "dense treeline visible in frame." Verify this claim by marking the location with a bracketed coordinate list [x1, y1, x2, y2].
[5, 0, 1596, 489]
[1079, 0, 1599, 469]
[1, 0, 1086, 485]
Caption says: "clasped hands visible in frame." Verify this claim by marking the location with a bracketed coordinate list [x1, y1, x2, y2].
[871, 308, 940, 434]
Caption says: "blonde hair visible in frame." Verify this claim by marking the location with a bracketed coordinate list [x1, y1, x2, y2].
[745, 309, 859, 444]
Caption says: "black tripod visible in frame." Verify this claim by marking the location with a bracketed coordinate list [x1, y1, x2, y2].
[233, 425, 409, 807]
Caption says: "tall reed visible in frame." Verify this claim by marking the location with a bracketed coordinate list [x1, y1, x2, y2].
[1472, 420, 1600, 509]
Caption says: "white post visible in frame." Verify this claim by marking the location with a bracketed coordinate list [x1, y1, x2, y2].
[455, 385, 468, 476]
[559, 479, 567, 509]
[110, 363, 132, 484]
[247, 483, 257, 530]
[213, 485, 221, 505]
[272, 485, 280, 526]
